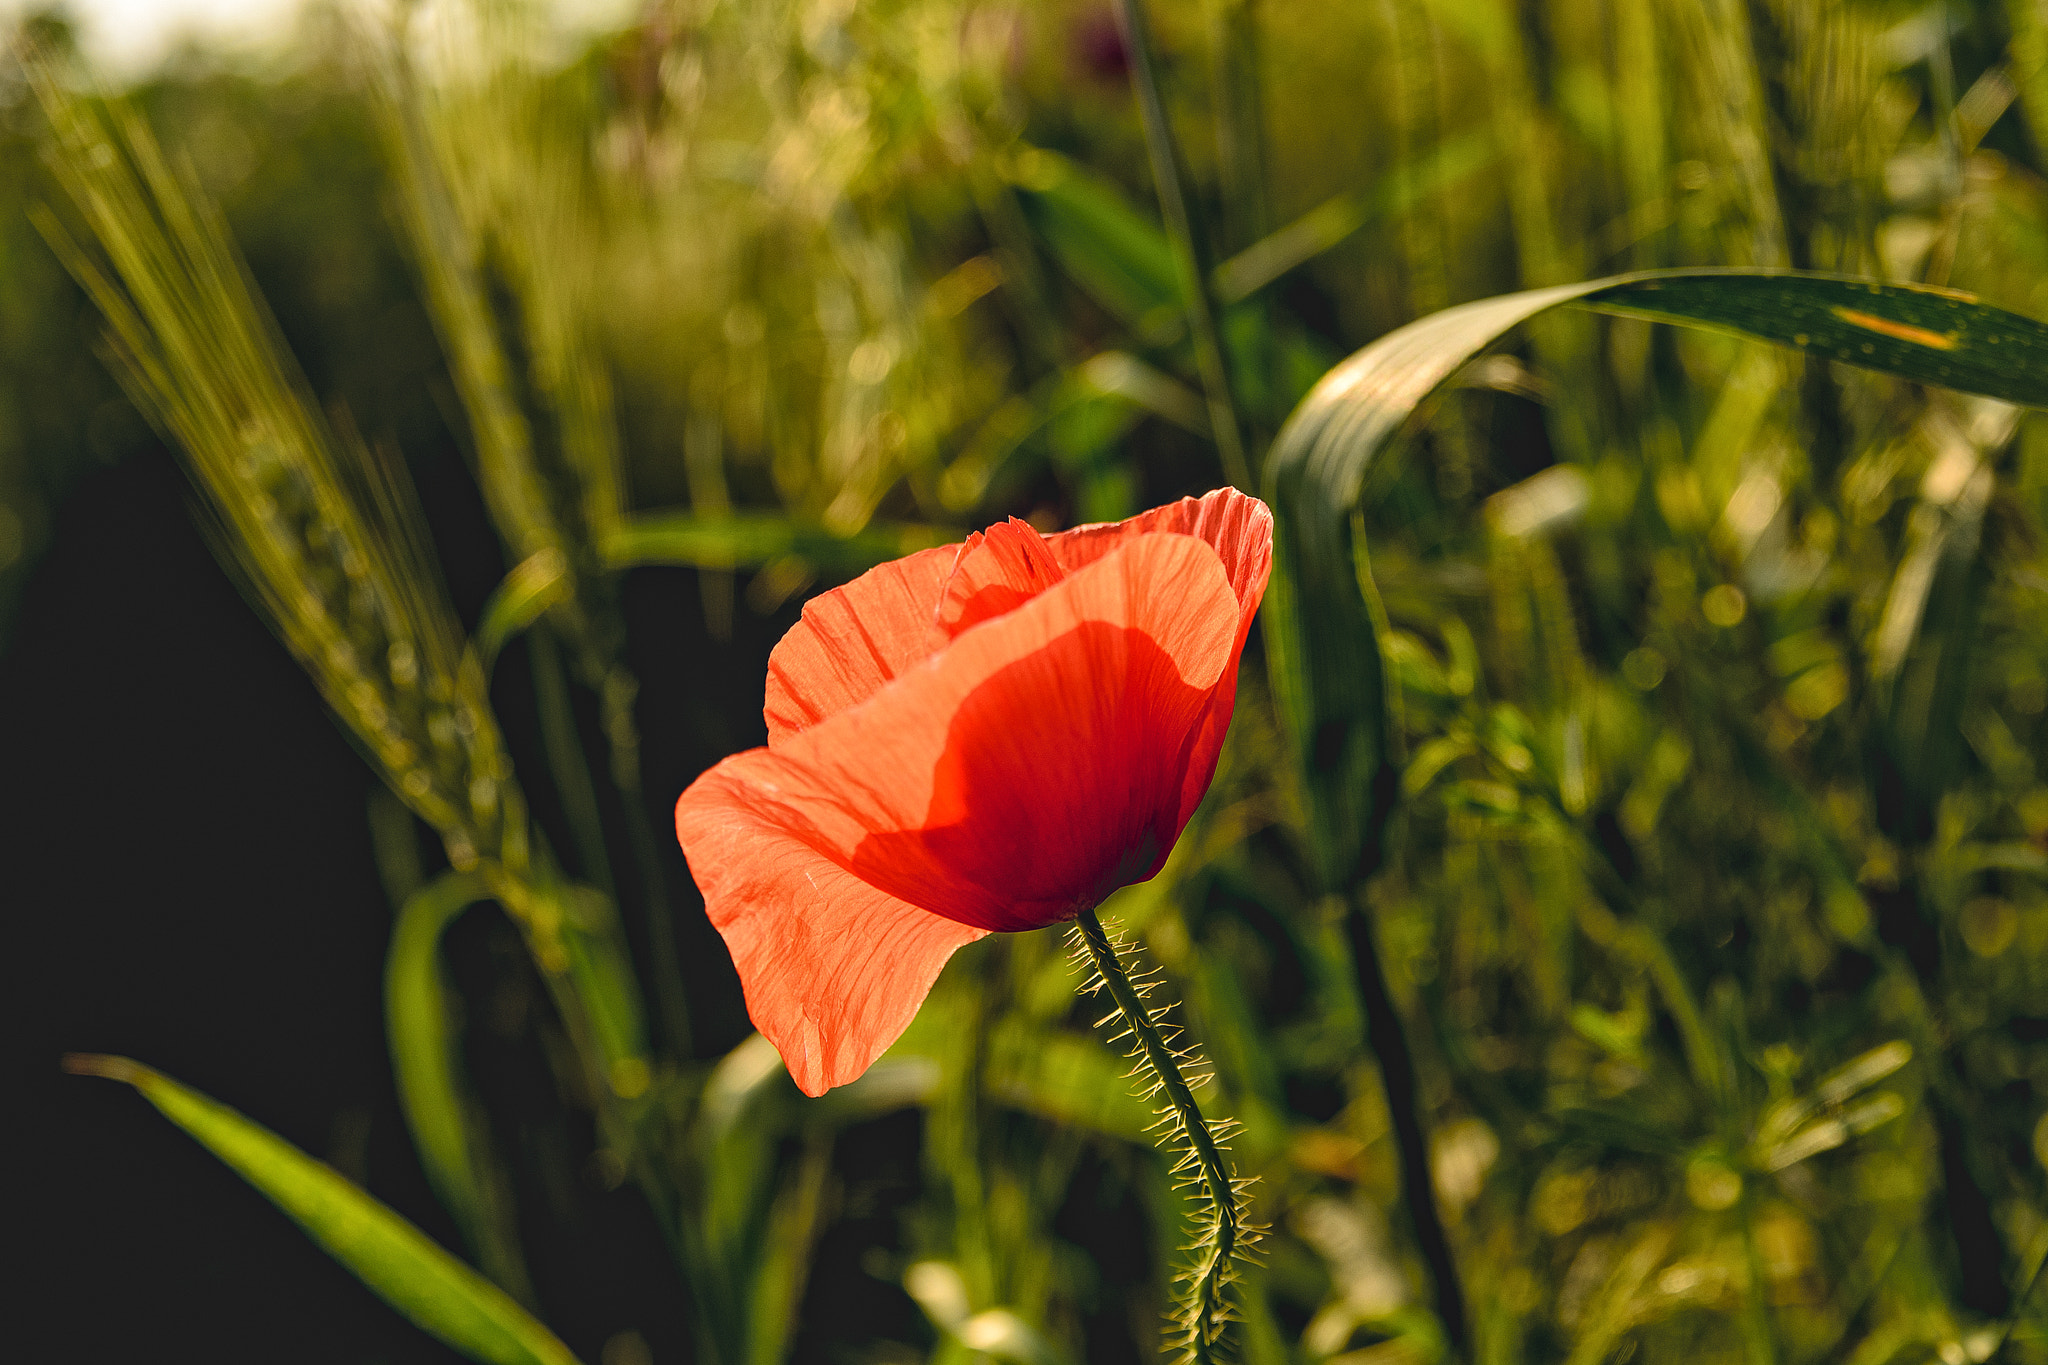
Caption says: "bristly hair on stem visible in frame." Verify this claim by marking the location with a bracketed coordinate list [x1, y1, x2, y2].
[1072, 906, 1259, 1365]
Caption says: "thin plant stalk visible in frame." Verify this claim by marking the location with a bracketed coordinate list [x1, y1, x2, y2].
[1990, 1230, 2048, 1362]
[530, 624, 618, 902]
[1074, 906, 1247, 1365]
[1110, 0, 1252, 490]
[1344, 890, 1470, 1360]
[376, 23, 693, 1061]
[603, 669, 695, 1059]
[1206, 0, 1268, 255]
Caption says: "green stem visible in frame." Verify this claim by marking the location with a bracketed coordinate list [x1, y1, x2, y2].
[529, 625, 615, 901]
[1074, 906, 1241, 1364]
[1111, 0, 1253, 491]
[600, 666, 695, 1060]
[1737, 1183, 1779, 1365]
[1343, 891, 1470, 1361]
[1206, 0, 1268, 255]
[1991, 1230, 2048, 1361]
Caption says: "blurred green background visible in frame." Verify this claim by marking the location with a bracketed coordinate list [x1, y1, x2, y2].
[13, 1, 2048, 1363]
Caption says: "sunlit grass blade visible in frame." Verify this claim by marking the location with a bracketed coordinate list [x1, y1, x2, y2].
[1108, 0, 1249, 488]
[601, 512, 957, 577]
[476, 549, 571, 676]
[63, 1055, 583, 1365]
[1011, 146, 1181, 335]
[1211, 130, 1496, 304]
[373, 25, 564, 574]
[27, 60, 526, 880]
[28, 57, 647, 1113]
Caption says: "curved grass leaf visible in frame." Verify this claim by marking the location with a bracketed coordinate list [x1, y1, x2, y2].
[601, 513, 956, 579]
[1263, 268, 2048, 885]
[475, 549, 571, 675]
[386, 870, 531, 1298]
[62, 1054, 583, 1365]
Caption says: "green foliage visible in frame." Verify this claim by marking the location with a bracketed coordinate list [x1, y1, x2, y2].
[27, 0, 2048, 1363]
[385, 869, 533, 1299]
[62, 1054, 585, 1365]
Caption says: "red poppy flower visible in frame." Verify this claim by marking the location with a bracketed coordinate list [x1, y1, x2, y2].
[675, 488, 1273, 1095]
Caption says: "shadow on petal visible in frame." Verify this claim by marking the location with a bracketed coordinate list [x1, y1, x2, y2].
[851, 622, 1206, 932]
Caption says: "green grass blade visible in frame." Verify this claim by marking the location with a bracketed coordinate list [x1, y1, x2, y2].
[1579, 272, 2048, 405]
[1109, 0, 1250, 491]
[744, 1134, 833, 1365]
[1211, 130, 1496, 305]
[385, 870, 532, 1300]
[601, 513, 957, 578]
[1011, 148, 1181, 334]
[475, 549, 571, 676]
[63, 1054, 582, 1365]
[376, 36, 560, 573]
[546, 881, 653, 1099]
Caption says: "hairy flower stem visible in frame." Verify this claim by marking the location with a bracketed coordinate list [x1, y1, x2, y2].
[1074, 907, 1241, 1364]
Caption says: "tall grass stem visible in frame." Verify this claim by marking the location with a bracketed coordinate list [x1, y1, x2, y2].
[1110, 0, 1251, 490]
[1343, 891, 1469, 1360]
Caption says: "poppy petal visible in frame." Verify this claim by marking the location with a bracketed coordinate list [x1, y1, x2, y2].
[1047, 486, 1273, 638]
[762, 491, 1271, 747]
[762, 542, 961, 746]
[934, 518, 1067, 639]
[682, 531, 1237, 969]
[1049, 489, 1272, 830]
[675, 784, 986, 1095]
[1046, 489, 1272, 833]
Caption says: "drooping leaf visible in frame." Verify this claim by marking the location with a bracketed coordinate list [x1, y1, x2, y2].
[1581, 272, 2048, 405]
[63, 1054, 583, 1365]
[1263, 268, 2048, 887]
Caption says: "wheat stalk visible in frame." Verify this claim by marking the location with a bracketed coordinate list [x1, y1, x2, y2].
[371, 13, 624, 672]
[27, 58, 667, 1106]
[28, 59, 527, 887]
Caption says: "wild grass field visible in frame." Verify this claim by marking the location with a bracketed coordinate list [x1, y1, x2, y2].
[12, 2, 2048, 1364]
